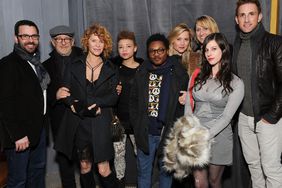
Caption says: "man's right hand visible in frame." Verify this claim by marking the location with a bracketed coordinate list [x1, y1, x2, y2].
[15, 136, 29, 151]
[56, 87, 70, 100]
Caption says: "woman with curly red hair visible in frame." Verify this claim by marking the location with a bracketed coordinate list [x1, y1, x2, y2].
[55, 23, 119, 188]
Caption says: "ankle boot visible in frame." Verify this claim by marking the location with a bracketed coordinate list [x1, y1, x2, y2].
[99, 172, 119, 188]
[80, 171, 96, 188]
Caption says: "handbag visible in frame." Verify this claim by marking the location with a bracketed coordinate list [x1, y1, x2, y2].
[110, 110, 125, 142]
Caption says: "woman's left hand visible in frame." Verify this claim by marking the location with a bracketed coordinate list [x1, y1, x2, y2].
[178, 91, 187, 105]
[116, 82, 122, 95]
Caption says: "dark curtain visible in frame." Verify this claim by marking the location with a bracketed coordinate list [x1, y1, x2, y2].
[81, 0, 238, 58]
[71, 0, 273, 59]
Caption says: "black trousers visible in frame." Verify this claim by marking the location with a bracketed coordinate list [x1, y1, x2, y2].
[57, 152, 77, 188]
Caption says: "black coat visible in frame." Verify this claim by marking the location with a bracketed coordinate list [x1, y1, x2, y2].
[129, 56, 189, 154]
[43, 47, 83, 141]
[0, 52, 45, 149]
[54, 55, 119, 162]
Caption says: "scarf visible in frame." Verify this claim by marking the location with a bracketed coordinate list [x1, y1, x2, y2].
[14, 44, 50, 90]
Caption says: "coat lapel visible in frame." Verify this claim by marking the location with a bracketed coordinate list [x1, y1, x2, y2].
[94, 61, 115, 88]
[15, 54, 42, 91]
[138, 64, 149, 110]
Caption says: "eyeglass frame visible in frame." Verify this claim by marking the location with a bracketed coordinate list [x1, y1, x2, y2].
[148, 48, 166, 55]
[53, 37, 73, 44]
[17, 34, 40, 40]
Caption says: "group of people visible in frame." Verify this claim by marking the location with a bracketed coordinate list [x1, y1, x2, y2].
[0, 0, 281, 188]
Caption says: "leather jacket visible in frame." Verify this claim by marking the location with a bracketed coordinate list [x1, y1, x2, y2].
[232, 23, 282, 125]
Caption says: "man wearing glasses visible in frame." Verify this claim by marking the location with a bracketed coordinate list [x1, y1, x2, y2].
[43, 25, 83, 188]
[129, 33, 188, 188]
[0, 20, 50, 187]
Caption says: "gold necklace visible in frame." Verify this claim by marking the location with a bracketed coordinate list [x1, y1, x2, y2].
[86, 60, 103, 82]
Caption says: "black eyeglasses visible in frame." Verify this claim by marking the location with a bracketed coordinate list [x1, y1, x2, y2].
[148, 48, 166, 55]
[53, 37, 73, 43]
[17, 34, 40, 40]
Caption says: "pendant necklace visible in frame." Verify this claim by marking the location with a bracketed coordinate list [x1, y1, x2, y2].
[86, 60, 103, 82]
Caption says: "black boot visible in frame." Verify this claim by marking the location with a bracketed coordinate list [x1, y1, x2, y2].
[99, 172, 119, 188]
[80, 171, 96, 188]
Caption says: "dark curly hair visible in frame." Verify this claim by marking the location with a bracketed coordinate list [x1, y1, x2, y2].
[195, 33, 233, 95]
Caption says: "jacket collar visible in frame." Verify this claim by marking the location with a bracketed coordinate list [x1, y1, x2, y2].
[71, 55, 116, 89]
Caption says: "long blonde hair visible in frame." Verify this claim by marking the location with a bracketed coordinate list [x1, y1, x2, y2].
[168, 23, 193, 71]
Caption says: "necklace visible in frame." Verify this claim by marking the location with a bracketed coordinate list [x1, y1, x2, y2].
[86, 60, 103, 82]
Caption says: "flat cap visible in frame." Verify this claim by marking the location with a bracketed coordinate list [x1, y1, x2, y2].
[49, 25, 74, 37]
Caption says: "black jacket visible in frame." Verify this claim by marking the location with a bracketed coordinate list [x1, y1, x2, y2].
[232, 24, 282, 124]
[43, 46, 83, 141]
[54, 55, 119, 162]
[129, 56, 189, 154]
[0, 52, 45, 149]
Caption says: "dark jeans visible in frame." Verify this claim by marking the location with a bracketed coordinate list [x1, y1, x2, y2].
[5, 129, 46, 188]
[137, 134, 172, 188]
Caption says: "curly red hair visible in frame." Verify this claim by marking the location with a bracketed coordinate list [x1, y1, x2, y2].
[81, 23, 112, 59]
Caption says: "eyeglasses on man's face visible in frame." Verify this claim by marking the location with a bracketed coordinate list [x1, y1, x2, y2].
[53, 37, 73, 44]
[17, 34, 40, 40]
[148, 48, 166, 55]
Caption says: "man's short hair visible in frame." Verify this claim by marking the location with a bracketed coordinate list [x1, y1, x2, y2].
[146, 33, 169, 55]
[14, 20, 39, 36]
[236, 0, 262, 16]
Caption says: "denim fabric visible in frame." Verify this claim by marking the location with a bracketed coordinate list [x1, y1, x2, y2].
[5, 129, 46, 188]
[137, 134, 172, 188]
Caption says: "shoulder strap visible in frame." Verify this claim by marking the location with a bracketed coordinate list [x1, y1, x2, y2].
[189, 68, 200, 112]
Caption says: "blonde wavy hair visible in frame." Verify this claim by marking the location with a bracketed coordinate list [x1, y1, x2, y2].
[81, 23, 113, 59]
[168, 23, 193, 70]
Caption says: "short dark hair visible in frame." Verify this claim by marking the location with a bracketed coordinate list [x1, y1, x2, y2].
[146, 33, 169, 56]
[14, 20, 39, 35]
[236, 0, 262, 16]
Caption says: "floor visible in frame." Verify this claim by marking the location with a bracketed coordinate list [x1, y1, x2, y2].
[46, 172, 137, 188]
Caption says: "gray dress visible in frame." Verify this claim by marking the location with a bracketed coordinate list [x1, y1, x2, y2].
[185, 74, 244, 165]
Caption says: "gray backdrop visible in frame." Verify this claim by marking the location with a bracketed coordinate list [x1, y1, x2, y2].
[0, 0, 280, 60]
[0, 0, 281, 187]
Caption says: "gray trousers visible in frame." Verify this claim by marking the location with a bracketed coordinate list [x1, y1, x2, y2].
[238, 113, 282, 188]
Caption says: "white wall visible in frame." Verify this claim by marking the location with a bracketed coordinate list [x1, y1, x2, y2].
[0, 0, 70, 61]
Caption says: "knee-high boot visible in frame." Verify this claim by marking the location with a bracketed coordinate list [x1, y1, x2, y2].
[80, 171, 96, 188]
[99, 172, 119, 188]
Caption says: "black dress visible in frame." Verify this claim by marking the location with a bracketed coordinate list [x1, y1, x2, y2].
[54, 56, 119, 163]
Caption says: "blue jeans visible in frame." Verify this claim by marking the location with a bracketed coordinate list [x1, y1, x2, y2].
[5, 129, 46, 188]
[137, 134, 172, 188]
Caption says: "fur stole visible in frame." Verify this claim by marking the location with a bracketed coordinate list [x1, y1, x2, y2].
[163, 115, 211, 179]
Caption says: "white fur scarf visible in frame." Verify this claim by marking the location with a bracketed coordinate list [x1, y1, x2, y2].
[163, 115, 211, 179]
